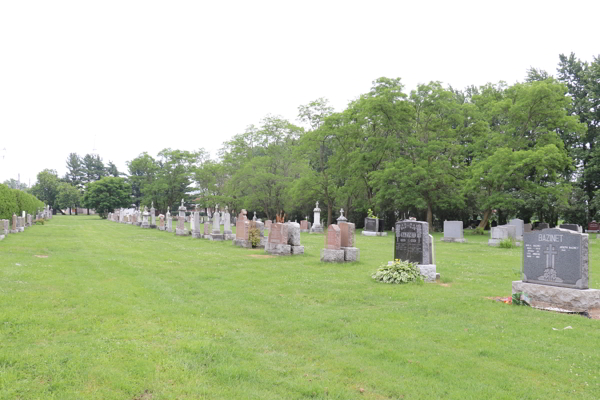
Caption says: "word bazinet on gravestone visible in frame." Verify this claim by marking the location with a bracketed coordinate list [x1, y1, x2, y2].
[523, 228, 588, 289]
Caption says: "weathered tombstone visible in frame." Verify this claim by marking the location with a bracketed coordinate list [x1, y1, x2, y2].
[2, 219, 8, 235]
[233, 209, 250, 247]
[203, 217, 212, 238]
[141, 206, 150, 229]
[559, 223, 581, 233]
[223, 206, 234, 240]
[176, 199, 187, 236]
[158, 214, 165, 231]
[508, 218, 524, 239]
[339, 220, 359, 261]
[266, 223, 291, 255]
[524, 223, 532, 233]
[210, 205, 224, 241]
[192, 211, 201, 238]
[150, 203, 156, 228]
[513, 227, 600, 312]
[309, 201, 324, 234]
[363, 217, 378, 234]
[119, 208, 124, 223]
[321, 224, 345, 262]
[300, 220, 309, 232]
[18, 216, 24, 232]
[441, 221, 466, 243]
[10, 214, 18, 233]
[488, 225, 516, 246]
[394, 220, 437, 282]
[587, 220, 599, 233]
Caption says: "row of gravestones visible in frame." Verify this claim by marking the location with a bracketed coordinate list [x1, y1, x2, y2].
[0, 206, 52, 241]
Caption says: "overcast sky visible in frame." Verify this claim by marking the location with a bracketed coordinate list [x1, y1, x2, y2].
[1, 0, 598, 186]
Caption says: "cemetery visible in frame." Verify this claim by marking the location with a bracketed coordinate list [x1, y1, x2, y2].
[1, 210, 600, 399]
[2, 47, 600, 399]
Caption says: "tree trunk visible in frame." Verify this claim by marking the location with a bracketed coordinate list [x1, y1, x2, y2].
[427, 202, 433, 233]
[478, 209, 492, 229]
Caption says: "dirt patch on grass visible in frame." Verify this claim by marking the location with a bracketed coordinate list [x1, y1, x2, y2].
[248, 254, 275, 259]
[34, 255, 49, 258]
[132, 390, 152, 400]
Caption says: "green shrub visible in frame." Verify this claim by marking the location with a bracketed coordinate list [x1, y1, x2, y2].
[498, 238, 516, 248]
[372, 259, 424, 284]
[249, 228, 261, 247]
[0, 184, 18, 220]
[472, 226, 485, 235]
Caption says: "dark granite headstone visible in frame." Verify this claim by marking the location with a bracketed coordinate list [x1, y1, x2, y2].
[394, 221, 431, 265]
[523, 228, 588, 289]
[364, 218, 378, 232]
[535, 222, 549, 230]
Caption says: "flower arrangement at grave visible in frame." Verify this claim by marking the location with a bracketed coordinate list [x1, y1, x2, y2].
[367, 209, 377, 219]
[276, 210, 286, 223]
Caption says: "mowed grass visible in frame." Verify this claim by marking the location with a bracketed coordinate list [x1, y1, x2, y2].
[1, 216, 599, 399]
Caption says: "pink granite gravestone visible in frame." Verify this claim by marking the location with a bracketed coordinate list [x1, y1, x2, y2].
[325, 224, 341, 249]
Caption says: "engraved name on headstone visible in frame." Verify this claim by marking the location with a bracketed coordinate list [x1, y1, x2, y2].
[394, 221, 430, 265]
[523, 228, 588, 289]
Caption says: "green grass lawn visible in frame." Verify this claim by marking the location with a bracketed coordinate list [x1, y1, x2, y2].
[1, 216, 599, 399]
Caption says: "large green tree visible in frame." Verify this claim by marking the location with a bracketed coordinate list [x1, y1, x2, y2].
[83, 177, 131, 218]
[30, 169, 60, 211]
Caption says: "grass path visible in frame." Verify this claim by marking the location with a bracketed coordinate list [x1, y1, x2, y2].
[0, 216, 599, 399]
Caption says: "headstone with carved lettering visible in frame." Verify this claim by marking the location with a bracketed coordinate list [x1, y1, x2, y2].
[266, 223, 291, 255]
[508, 218, 524, 239]
[2, 219, 8, 235]
[512, 227, 600, 312]
[300, 220, 309, 232]
[233, 210, 250, 247]
[192, 211, 201, 238]
[10, 214, 18, 234]
[393, 220, 437, 282]
[210, 206, 224, 241]
[587, 220, 599, 233]
[223, 207, 234, 240]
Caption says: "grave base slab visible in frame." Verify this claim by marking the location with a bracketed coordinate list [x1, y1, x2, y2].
[342, 247, 360, 261]
[321, 249, 345, 262]
[192, 232, 202, 238]
[158, 227, 165, 231]
[309, 226, 324, 234]
[361, 231, 388, 237]
[10, 230, 18, 234]
[210, 234, 224, 241]
[512, 281, 600, 312]
[291, 245, 304, 255]
[265, 243, 291, 255]
[175, 229, 187, 236]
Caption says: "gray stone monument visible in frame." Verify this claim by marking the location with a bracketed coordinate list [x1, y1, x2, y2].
[176, 199, 187, 236]
[393, 220, 437, 282]
[150, 202, 156, 228]
[309, 201, 324, 234]
[559, 223, 582, 233]
[441, 221, 466, 243]
[223, 206, 234, 240]
[508, 218, 524, 239]
[141, 206, 150, 229]
[513, 227, 600, 312]
[192, 210, 201, 239]
[210, 205, 224, 241]
[488, 225, 518, 246]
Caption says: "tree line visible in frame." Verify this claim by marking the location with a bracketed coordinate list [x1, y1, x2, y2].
[29, 53, 600, 229]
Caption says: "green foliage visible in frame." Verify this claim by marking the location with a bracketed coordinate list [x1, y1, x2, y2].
[498, 238, 516, 248]
[248, 227, 261, 247]
[2, 179, 28, 190]
[0, 184, 18, 219]
[30, 169, 60, 209]
[83, 177, 131, 218]
[56, 183, 81, 210]
[371, 259, 424, 284]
